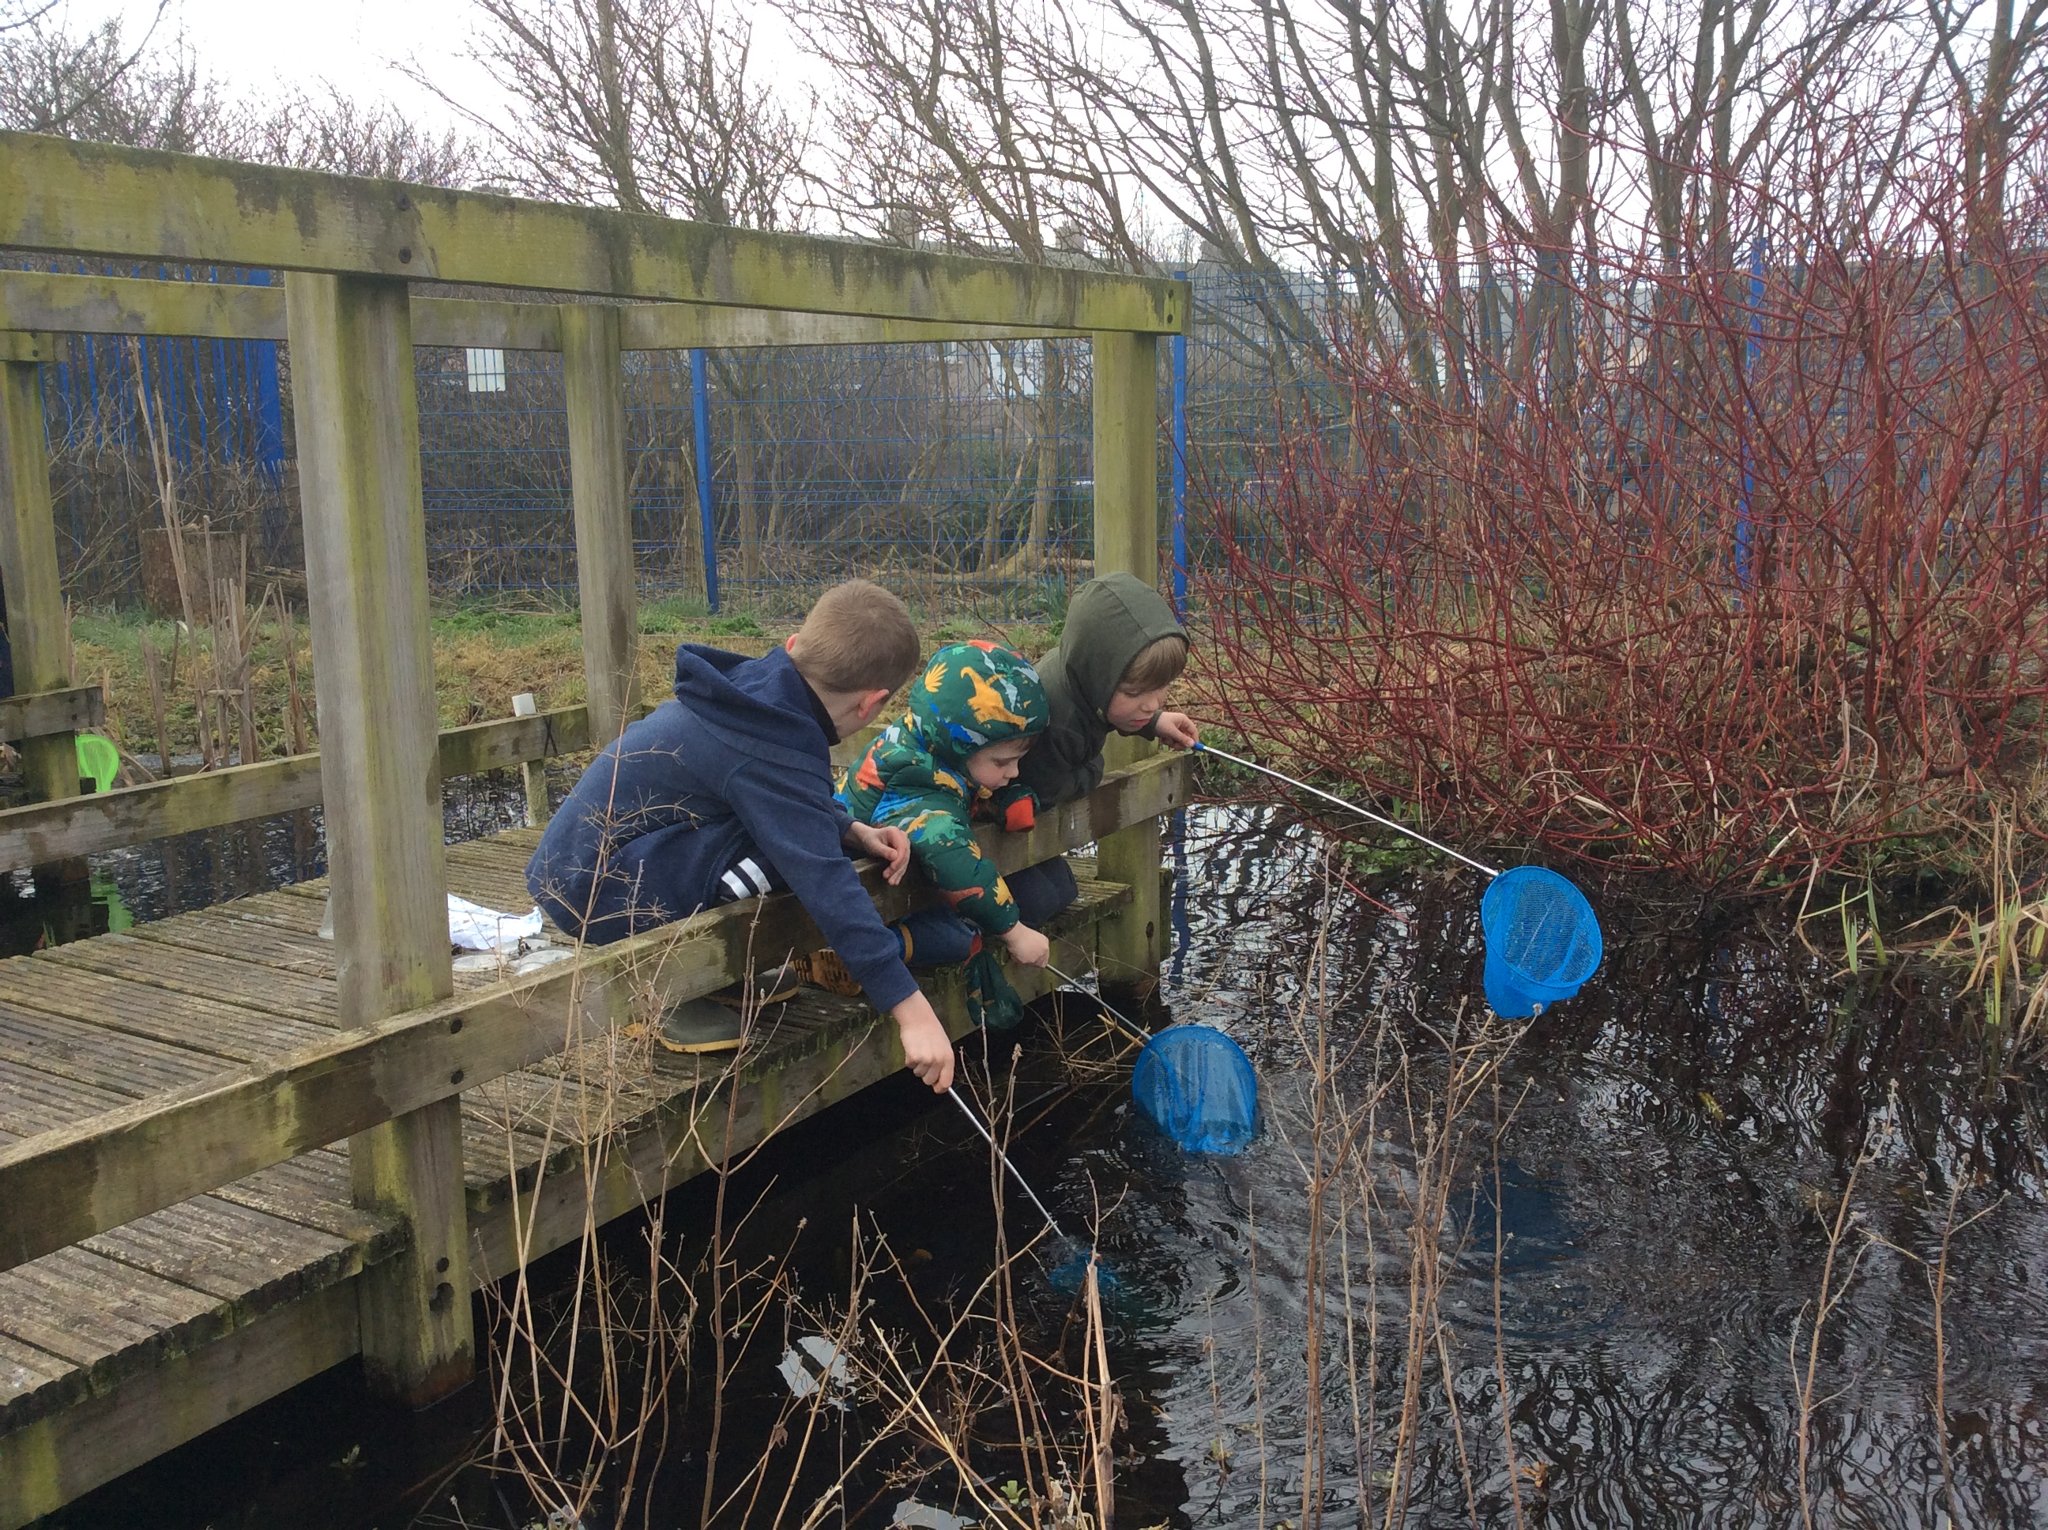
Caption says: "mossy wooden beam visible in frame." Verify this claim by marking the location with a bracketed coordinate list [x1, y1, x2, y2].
[0, 1282, 362, 1530]
[1088, 330, 1170, 996]
[0, 686, 103, 745]
[1, 270, 1092, 351]
[0, 269, 564, 350]
[615, 304, 1084, 350]
[0, 754, 1186, 1274]
[0, 357, 77, 813]
[0, 133, 1186, 332]
[286, 270, 471, 1404]
[0, 705, 593, 874]
[561, 305, 638, 741]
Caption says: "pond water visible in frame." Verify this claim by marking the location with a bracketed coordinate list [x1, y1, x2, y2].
[18, 782, 2048, 1529]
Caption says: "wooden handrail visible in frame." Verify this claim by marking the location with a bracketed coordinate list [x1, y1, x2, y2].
[0, 685, 102, 745]
[0, 752, 1187, 1273]
[0, 704, 594, 873]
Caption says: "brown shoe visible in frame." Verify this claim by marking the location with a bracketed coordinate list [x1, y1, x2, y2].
[793, 948, 863, 998]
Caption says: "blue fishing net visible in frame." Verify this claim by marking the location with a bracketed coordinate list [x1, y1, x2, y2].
[1131, 1025, 1260, 1155]
[1480, 866, 1603, 1019]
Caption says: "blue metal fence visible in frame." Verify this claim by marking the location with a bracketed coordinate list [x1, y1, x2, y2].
[35, 266, 1318, 618]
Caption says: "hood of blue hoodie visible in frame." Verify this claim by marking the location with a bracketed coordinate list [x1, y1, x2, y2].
[672, 643, 831, 772]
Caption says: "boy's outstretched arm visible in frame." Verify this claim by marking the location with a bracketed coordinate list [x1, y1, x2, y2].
[1151, 710, 1201, 748]
[889, 990, 955, 1091]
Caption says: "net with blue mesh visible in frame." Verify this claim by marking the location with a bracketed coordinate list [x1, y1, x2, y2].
[1131, 1025, 1261, 1155]
[1478, 866, 1604, 1018]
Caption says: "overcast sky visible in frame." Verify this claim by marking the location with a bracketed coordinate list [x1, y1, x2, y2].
[94, 0, 819, 142]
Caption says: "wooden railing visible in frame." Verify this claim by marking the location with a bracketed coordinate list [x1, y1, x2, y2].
[0, 751, 1186, 1274]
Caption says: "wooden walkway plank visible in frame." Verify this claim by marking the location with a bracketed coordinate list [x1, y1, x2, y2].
[0, 1001, 233, 1095]
[0, 961, 335, 1057]
[81, 1199, 361, 1306]
[206, 1151, 388, 1245]
[126, 909, 342, 978]
[0, 1247, 223, 1372]
[0, 1066, 134, 1138]
[32, 933, 344, 1019]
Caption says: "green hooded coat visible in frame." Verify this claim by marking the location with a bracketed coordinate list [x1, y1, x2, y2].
[836, 641, 1049, 938]
[1006, 572, 1188, 811]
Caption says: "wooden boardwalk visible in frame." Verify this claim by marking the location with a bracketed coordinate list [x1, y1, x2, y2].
[0, 132, 1187, 1526]
[0, 825, 1133, 1525]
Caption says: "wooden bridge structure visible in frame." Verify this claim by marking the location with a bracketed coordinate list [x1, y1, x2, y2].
[0, 131, 1188, 1527]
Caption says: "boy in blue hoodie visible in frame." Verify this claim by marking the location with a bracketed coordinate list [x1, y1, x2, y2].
[525, 579, 956, 1092]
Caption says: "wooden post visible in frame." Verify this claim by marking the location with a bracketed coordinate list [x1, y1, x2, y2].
[561, 304, 639, 744]
[286, 273, 471, 1405]
[0, 336, 91, 901]
[512, 692, 551, 828]
[1088, 330, 1166, 999]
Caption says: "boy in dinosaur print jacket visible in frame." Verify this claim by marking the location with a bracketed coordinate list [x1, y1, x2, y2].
[836, 641, 1061, 985]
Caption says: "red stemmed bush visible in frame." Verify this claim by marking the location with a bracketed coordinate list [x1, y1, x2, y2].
[1197, 131, 2048, 904]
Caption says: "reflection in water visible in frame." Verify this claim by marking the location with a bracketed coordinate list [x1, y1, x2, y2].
[1119, 803, 2048, 1528]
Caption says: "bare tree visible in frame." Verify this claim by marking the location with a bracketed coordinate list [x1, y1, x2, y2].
[784, 0, 1153, 567]
[445, 0, 808, 225]
[247, 87, 478, 186]
[432, 0, 813, 583]
[0, 14, 235, 151]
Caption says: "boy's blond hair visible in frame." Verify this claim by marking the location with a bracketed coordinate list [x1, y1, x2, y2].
[1119, 633, 1189, 693]
[791, 579, 920, 693]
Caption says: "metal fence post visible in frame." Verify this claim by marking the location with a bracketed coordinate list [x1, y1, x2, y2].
[1737, 238, 1765, 589]
[690, 347, 721, 613]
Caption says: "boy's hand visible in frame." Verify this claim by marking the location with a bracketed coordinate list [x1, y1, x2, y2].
[1001, 923, 1051, 968]
[889, 991, 955, 1091]
[1153, 710, 1201, 748]
[846, 821, 912, 884]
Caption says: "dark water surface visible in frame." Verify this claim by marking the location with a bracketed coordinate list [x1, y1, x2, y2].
[17, 783, 2047, 1529]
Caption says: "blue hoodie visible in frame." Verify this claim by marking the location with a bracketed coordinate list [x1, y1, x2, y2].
[525, 643, 918, 1012]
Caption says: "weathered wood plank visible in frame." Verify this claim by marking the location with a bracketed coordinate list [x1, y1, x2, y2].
[29, 935, 343, 1021]
[562, 304, 639, 742]
[80, 1198, 359, 1305]
[616, 304, 1086, 350]
[0, 1000, 235, 1095]
[0, 1282, 360, 1528]
[0, 359, 75, 810]
[1088, 329, 1169, 994]
[0, 1247, 221, 1368]
[0, 960, 337, 1056]
[125, 909, 341, 977]
[0, 1066, 132, 1137]
[0, 705, 591, 874]
[288, 267, 470, 1403]
[0, 268, 567, 349]
[0, 270, 1105, 351]
[0, 133, 1187, 332]
[0, 755, 1187, 1272]
[0, 687, 103, 746]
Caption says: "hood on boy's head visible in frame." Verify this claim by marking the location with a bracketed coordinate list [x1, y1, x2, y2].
[1059, 572, 1187, 720]
[907, 641, 1048, 767]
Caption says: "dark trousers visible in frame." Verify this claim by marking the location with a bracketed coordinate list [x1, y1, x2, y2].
[896, 858, 1079, 967]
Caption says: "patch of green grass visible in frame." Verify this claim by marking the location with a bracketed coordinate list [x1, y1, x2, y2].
[431, 603, 580, 643]
[707, 612, 764, 637]
[638, 594, 712, 632]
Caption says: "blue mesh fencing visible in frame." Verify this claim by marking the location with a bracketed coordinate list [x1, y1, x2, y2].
[29, 265, 1323, 620]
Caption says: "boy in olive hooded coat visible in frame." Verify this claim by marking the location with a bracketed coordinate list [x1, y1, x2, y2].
[987, 572, 1201, 925]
